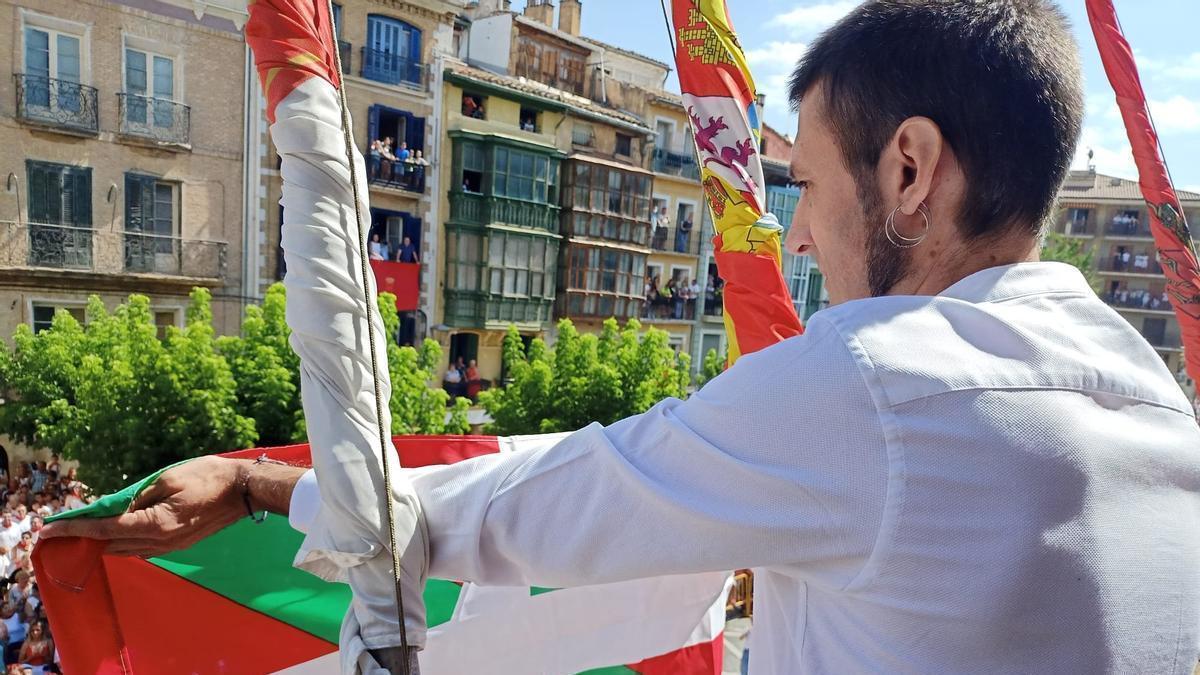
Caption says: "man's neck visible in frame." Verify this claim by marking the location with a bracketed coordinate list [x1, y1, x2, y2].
[898, 234, 1040, 297]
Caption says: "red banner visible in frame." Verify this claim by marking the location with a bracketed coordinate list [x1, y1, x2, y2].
[371, 260, 420, 312]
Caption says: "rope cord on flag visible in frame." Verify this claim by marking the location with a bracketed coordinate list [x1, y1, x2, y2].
[324, 0, 412, 671]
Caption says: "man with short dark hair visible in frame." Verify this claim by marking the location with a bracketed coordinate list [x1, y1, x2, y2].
[44, 2, 1200, 672]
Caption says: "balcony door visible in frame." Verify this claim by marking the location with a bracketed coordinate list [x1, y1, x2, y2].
[125, 48, 176, 129]
[125, 174, 178, 273]
[365, 15, 421, 85]
[23, 27, 81, 112]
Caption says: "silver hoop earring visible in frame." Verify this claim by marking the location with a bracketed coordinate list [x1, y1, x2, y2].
[884, 202, 930, 248]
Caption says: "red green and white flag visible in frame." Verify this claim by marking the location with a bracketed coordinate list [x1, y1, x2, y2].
[34, 435, 728, 674]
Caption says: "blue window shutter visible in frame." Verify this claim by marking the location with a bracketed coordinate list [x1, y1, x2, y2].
[402, 213, 421, 252]
[71, 167, 92, 227]
[408, 27, 422, 83]
[367, 105, 380, 145]
[407, 116, 425, 153]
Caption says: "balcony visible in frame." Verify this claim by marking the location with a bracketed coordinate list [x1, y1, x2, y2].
[650, 223, 701, 256]
[14, 74, 99, 135]
[0, 221, 226, 283]
[368, 157, 426, 194]
[1104, 289, 1172, 313]
[1097, 254, 1163, 275]
[123, 231, 226, 278]
[1063, 219, 1094, 236]
[444, 290, 554, 328]
[449, 191, 559, 233]
[118, 94, 191, 147]
[1105, 216, 1152, 238]
[652, 148, 700, 181]
[361, 48, 425, 89]
[338, 40, 352, 75]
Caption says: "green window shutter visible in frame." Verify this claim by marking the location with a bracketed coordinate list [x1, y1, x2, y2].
[70, 167, 92, 227]
[26, 162, 52, 224]
[124, 173, 154, 231]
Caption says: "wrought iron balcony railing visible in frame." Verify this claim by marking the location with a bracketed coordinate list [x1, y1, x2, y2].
[0, 221, 226, 281]
[1097, 254, 1163, 275]
[368, 155, 426, 193]
[1105, 216, 1152, 238]
[118, 93, 191, 146]
[650, 222, 701, 256]
[652, 148, 700, 181]
[123, 230, 226, 277]
[14, 74, 99, 134]
[361, 47, 425, 88]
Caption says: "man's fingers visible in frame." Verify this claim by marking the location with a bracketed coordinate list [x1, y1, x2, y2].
[129, 478, 171, 512]
[39, 508, 164, 541]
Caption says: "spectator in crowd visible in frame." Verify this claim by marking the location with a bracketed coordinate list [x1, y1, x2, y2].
[465, 360, 482, 402]
[380, 137, 399, 181]
[16, 621, 51, 675]
[368, 138, 384, 180]
[675, 216, 693, 253]
[443, 362, 463, 398]
[653, 207, 671, 250]
[369, 233, 387, 261]
[8, 538, 30, 572]
[688, 277, 701, 320]
[1, 602, 25, 665]
[0, 550, 10, 583]
[62, 485, 84, 513]
[396, 141, 410, 163]
[644, 275, 658, 319]
[7, 574, 31, 612]
[395, 236, 418, 263]
[0, 519, 18, 557]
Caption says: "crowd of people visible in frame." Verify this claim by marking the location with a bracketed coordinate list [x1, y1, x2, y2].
[1110, 211, 1145, 235]
[443, 356, 485, 402]
[366, 136, 429, 191]
[0, 448, 94, 675]
[1107, 247, 1159, 273]
[650, 207, 695, 253]
[1104, 286, 1172, 311]
[644, 273, 726, 321]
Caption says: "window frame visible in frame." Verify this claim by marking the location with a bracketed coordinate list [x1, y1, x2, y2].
[19, 10, 91, 85]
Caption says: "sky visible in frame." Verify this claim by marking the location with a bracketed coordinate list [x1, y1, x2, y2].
[509, 0, 1200, 193]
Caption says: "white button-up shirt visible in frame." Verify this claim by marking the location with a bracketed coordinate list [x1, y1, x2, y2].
[292, 261, 1200, 674]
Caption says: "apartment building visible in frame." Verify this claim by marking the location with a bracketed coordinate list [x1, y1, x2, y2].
[0, 0, 247, 337]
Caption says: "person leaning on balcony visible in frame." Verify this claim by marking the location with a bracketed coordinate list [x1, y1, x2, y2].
[49, 3, 1200, 673]
[675, 216, 693, 253]
[368, 233, 387, 261]
[395, 236, 418, 264]
[368, 139, 383, 181]
[380, 137, 399, 180]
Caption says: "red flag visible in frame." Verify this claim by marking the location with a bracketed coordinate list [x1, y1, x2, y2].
[1086, 0, 1200, 383]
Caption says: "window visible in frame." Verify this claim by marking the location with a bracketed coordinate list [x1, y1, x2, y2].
[446, 229, 483, 291]
[125, 173, 179, 270]
[154, 309, 179, 340]
[804, 270, 825, 320]
[487, 233, 554, 298]
[615, 133, 632, 157]
[655, 120, 674, 152]
[493, 148, 555, 202]
[27, 160, 91, 227]
[331, 3, 343, 35]
[125, 47, 176, 128]
[23, 25, 82, 111]
[563, 245, 646, 317]
[568, 162, 652, 244]
[519, 106, 540, 133]
[460, 141, 485, 193]
[514, 36, 584, 95]
[1142, 317, 1167, 346]
[572, 123, 594, 147]
[1065, 207, 1091, 233]
[365, 15, 422, 85]
[32, 304, 85, 333]
[461, 92, 485, 119]
[449, 333, 479, 367]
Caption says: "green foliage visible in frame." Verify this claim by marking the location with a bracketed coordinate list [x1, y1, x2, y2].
[217, 284, 302, 445]
[0, 284, 472, 492]
[0, 290, 255, 493]
[480, 318, 692, 435]
[1042, 232, 1099, 291]
[698, 347, 726, 387]
[377, 292, 471, 436]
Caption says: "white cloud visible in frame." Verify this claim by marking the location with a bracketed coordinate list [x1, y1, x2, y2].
[771, 2, 856, 34]
[1148, 96, 1200, 134]
[1073, 126, 1137, 180]
[1137, 51, 1200, 82]
[744, 41, 808, 68]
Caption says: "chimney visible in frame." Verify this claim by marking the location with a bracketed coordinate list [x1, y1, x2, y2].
[558, 0, 581, 36]
[524, 0, 555, 27]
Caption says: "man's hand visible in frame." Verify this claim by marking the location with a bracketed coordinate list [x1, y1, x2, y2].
[38, 456, 305, 558]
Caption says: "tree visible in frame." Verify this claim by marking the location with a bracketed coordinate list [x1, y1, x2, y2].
[217, 283, 302, 445]
[377, 292, 470, 435]
[480, 318, 691, 435]
[0, 290, 256, 493]
[698, 347, 726, 387]
[1042, 232, 1099, 291]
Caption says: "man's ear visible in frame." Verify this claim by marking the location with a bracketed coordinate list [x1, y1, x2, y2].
[879, 116, 944, 216]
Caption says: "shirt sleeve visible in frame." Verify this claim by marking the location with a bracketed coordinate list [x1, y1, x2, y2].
[290, 316, 890, 591]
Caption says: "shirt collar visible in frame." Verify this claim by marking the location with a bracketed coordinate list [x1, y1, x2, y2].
[937, 262, 1094, 303]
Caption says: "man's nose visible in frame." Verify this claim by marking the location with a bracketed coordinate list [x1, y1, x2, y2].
[784, 206, 813, 255]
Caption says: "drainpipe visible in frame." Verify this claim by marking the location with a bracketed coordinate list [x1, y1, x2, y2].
[240, 43, 263, 309]
[424, 54, 446, 330]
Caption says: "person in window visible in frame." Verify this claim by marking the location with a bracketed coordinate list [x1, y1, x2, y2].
[462, 95, 483, 119]
[380, 137, 399, 181]
[654, 207, 670, 250]
[443, 362, 462, 397]
[465, 360, 482, 402]
[368, 139, 383, 181]
[675, 216, 693, 253]
[369, 233, 387, 261]
[395, 236, 418, 263]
